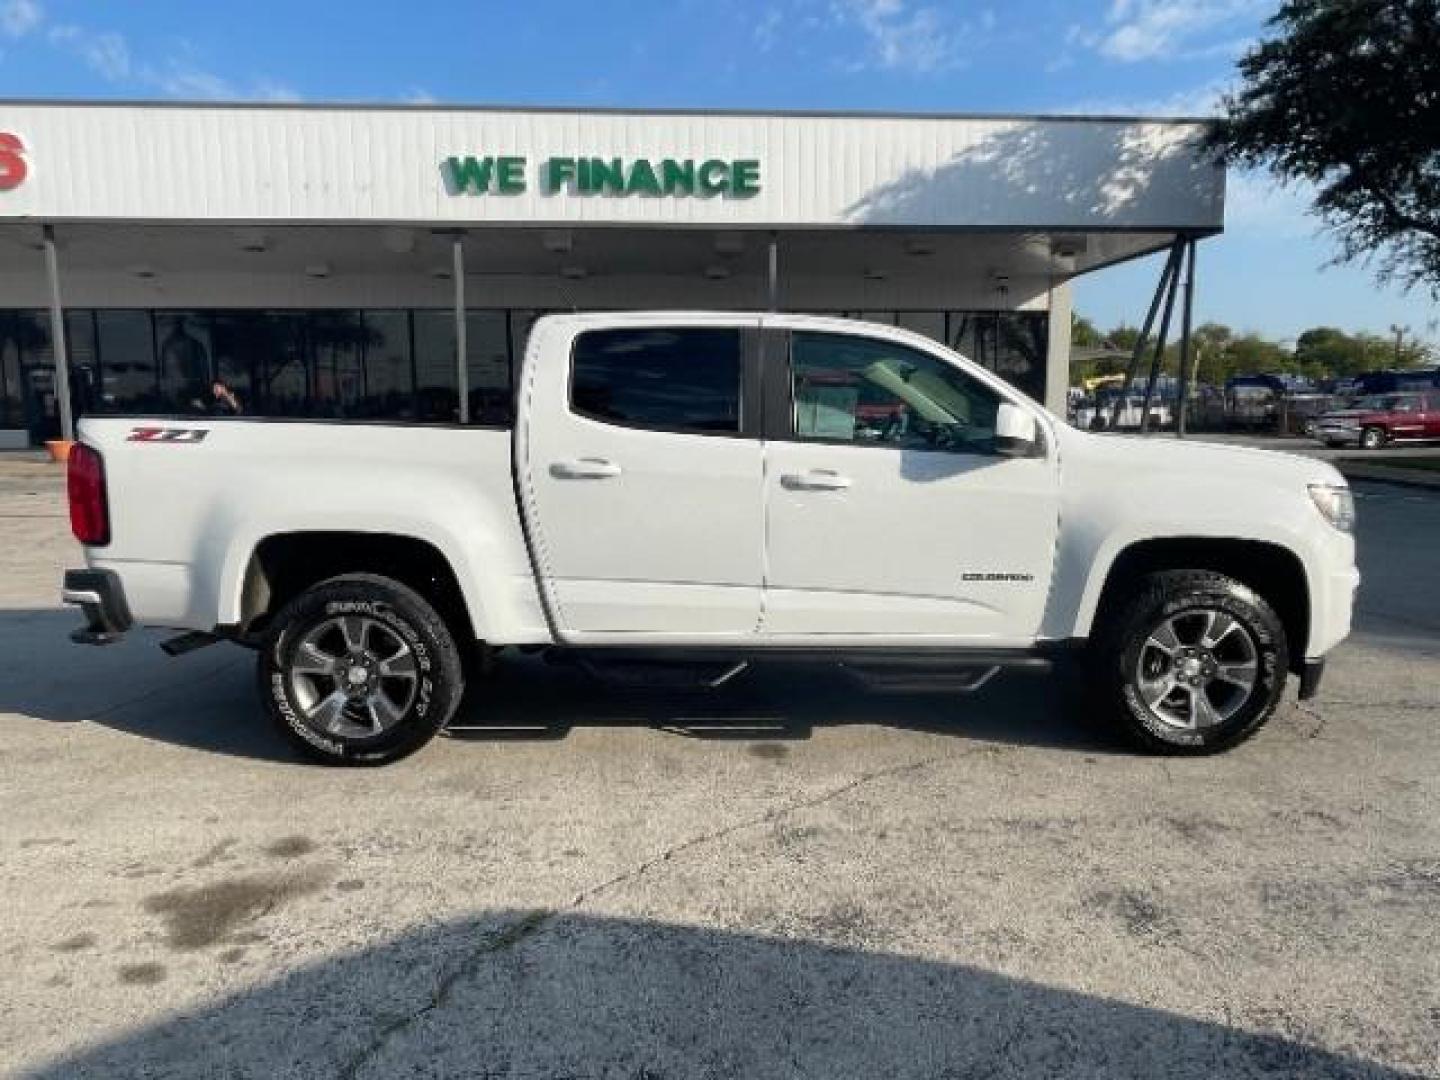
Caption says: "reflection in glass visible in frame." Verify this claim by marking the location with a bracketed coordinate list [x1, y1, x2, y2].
[791, 331, 1001, 454]
[572, 328, 741, 433]
[95, 311, 158, 413]
[413, 310, 458, 422]
[359, 311, 414, 419]
[155, 312, 213, 411]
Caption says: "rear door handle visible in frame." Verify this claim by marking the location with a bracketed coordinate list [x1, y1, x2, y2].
[550, 457, 622, 480]
[781, 469, 852, 491]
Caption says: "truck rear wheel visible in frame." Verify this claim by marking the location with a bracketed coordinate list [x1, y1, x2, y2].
[1091, 570, 1288, 754]
[258, 574, 465, 765]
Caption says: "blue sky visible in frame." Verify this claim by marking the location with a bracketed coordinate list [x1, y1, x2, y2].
[1, 0, 1435, 344]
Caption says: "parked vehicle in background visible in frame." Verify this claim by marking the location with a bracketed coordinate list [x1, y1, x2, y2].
[1225, 374, 1287, 430]
[63, 313, 1357, 765]
[1313, 391, 1440, 449]
[1349, 369, 1440, 397]
[1073, 390, 1173, 431]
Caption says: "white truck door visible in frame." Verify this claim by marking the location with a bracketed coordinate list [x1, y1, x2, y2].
[761, 328, 1060, 644]
[518, 318, 764, 639]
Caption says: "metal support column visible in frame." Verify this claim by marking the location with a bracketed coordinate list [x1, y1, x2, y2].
[1138, 245, 1183, 433]
[767, 232, 779, 312]
[452, 236, 468, 425]
[42, 225, 74, 443]
[1175, 239, 1198, 438]
[1109, 241, 1181, 432]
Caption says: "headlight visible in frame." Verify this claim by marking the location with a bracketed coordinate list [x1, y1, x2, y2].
[1309, 483, 1355, 532]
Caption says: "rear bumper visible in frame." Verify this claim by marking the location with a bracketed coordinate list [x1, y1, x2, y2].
[62, 568, 133, 645]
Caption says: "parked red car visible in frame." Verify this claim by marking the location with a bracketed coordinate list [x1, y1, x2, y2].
[1313, 391, 1440, 449]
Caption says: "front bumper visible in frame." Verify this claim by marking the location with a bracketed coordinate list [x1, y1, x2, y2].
[62, 568, 133, 645]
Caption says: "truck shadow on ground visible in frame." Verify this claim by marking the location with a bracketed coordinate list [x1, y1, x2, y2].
[0, 610, 1124, 763]
[444, 653, 1121, 755]
[27, 910, 1424, 1078]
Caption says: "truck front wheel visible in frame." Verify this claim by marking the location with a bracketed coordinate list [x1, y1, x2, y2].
[1092, 571, 1288, 754]
[258, 574, 465, 765]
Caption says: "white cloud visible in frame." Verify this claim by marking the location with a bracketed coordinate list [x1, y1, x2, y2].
[143, 63, 233, 100]
[20, 14, 301, 102]
[253, 79, 301, 103]
[1, 0, 41, 37]
[1086, 0, 1264, 63]
[1059, 79, 1230, 118]
[836, 0, 965, 74]
[49, 24, 130, 80]
[754, 7, 783, 51]
[402, 87, 437, 105]
[1226, 170, 1317, 239]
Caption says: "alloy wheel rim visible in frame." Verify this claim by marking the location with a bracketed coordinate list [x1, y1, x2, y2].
[1135, 608, 1259, 731]
[288, 614, 419, 738]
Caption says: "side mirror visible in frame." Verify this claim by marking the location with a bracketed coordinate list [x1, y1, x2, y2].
[994, 401, 1039, 457]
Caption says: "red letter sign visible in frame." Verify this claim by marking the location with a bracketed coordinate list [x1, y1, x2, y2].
[0, 133, 27, 190]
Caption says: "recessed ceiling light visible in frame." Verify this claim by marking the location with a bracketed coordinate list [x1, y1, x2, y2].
[129, 264, 156, 279]
[704, 264, 731, 280]
[542, 229, 574, 254]
[304, 263, 331, 278]
[904, 238, 936, 257]
[559, 265, 587, 280]
[431, 266, 452, 279]
[863, 268, 889, 281]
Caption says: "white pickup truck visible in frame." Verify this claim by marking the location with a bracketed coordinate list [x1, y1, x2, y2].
[62, 312, 1359, 765]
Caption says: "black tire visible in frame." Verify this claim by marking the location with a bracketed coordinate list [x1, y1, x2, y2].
[1360, 426, 1386, 450]
[258, 573, 465, 765]
[1090, 570, 1288, 754]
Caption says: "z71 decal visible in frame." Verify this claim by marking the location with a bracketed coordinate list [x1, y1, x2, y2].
[126, 427, 209, 443]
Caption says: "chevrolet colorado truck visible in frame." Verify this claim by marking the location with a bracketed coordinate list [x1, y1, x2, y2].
[62, 312, 1359, 765]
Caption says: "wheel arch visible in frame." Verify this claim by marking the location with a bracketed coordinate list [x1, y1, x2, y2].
[233, 531, 478, 645]
[1082, 537, 1310, 674]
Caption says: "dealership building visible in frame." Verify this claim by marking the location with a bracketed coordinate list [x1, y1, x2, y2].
[0, 101, 1224, 447]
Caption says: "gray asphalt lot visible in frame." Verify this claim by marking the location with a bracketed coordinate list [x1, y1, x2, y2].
[1, 455, 1437, 1078]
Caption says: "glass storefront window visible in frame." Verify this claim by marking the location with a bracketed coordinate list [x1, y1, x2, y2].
[307, 311, 364, 418]
[895, 311, 946, 343]
[0, 305, 1051, 437]
[466, 311, 511, 425]
[358, 311, 414, 419]
[412, 310, 458, 422]
[95, 311, 158, 413]
[155, 312, 214, 411]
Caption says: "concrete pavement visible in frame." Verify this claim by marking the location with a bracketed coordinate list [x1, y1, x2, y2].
[1, 460, 1437, 1078]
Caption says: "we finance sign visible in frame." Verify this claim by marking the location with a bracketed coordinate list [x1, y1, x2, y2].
[443, 154, 761, 198]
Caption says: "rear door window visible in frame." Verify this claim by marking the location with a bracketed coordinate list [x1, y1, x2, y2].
[571, 327, 742, 434]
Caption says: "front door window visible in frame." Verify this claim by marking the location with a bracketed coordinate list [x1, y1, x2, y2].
[791, 332, 1002, 455]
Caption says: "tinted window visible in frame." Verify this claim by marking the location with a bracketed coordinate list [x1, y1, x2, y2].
[572, 328, 741, 433]
[791, 332, 1002, 454]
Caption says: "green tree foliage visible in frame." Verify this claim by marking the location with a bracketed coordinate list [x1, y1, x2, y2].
[1207, 0, 1440, 294]
[1070, 315, 1435, 387]
[1071, 314, 1103, 348]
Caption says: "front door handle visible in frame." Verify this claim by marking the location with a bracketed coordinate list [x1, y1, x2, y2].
[781, 469, 852, 491]
[550, 458, 622, 480]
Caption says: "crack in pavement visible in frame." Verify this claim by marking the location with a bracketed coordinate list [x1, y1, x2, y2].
[1314, 698, 1439, 711]
[335, 749, 964, 1079]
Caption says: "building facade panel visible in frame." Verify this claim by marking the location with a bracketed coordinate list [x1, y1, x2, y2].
[0, 103, 1223, 231]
